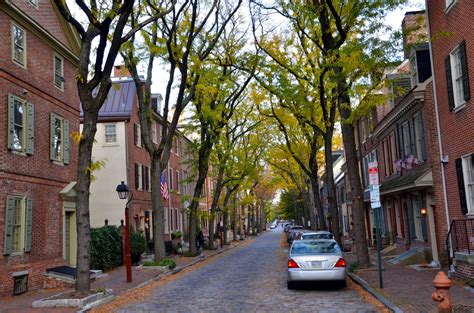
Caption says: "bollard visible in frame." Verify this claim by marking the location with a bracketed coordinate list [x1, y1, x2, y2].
[432, 271, 452, 313]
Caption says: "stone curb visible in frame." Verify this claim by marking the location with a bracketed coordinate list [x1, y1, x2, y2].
[348, 273, 403, 313]
[31, 288, 114, 309]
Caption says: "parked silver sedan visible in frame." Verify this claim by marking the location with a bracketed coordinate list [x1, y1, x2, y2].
[294, 230, 334, 241]
[287, 239, 346, 289]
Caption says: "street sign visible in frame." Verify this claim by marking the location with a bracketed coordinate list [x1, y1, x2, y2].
[371, 201, 381, 209]
[370, 186, 380, 203]
[368, 161, 379, 186]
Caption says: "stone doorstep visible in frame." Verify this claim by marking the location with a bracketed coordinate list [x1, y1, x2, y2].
[31, 289, 114, 308]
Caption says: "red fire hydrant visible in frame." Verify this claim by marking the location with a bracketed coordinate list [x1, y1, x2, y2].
[432, 271, 452, 313]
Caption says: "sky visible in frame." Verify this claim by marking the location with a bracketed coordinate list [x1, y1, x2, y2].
[149, 0, 427, 97]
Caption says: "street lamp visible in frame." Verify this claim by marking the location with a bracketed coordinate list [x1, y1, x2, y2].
[116, 181, 133, 283]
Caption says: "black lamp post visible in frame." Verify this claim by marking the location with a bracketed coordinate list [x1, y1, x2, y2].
[116, 181, 133, 283]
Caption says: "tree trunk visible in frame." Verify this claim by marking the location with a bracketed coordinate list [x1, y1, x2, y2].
[309, 174, 326, 230]
[75, 108, 98, 293]
[151, 159, 166, 260]
[232, 192, 237, 241]
[324, 130, 341, 244]
[338, 90, 370, 268]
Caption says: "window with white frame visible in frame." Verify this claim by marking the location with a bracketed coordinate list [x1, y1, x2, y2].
[445, 0, 456, 10]
[8, 94, 34, 154]
[446, 41, 470, 111]
[175, 169, 180, 192]
[363, 150, 377, 187]
[451, 47, 465, 107]
[12, 23, 26, 67]
[4, 196, 32, 255]
[463, 155, 474, 214]
[54, 54, 64, 90]
[50, 113, 70, 164]
[104, 123, 116, 143]
[168, 167, 173, 191]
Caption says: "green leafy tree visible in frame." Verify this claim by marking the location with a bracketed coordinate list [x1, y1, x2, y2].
[53, 0, 173, 293]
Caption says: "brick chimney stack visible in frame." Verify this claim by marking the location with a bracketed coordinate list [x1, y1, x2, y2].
[401, 10, 428, 59]
[113, 65, 131, 78]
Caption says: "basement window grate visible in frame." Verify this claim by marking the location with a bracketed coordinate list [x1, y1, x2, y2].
[13, 274, 28, 295]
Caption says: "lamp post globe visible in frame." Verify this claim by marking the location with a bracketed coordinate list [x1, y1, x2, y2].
[116, 181, 133, 283]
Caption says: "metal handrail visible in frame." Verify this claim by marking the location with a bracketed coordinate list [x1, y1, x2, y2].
[446, 219, 474, 269]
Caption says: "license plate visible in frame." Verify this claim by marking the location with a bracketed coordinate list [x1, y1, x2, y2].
[310, 261, 322, 268]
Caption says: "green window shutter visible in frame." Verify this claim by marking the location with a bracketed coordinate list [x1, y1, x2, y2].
[4, 197, 15, 255]
[63, 119, 70, 164]
[7, 95, 15, 150]
[455, 158, 468, 215]
[50, 113, 56, 160]
[26, 102, 34, 155]
[417, 114, 427, 161]
[409, 119, 416, 156]
[459, 40, 470, 101]
[445, 56, 455, 111]
[25, 198, 33, 252]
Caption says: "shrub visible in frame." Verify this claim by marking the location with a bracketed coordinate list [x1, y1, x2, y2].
[183, 251, 200, 257]
[348, 261, 359, 273]
[90, 226, 123, 271]
[130, 228, 147, 256]
[157, 258, 176, 269]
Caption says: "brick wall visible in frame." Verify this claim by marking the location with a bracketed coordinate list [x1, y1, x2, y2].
[428, 0, 474, 251]
[0, 2, 79, 297]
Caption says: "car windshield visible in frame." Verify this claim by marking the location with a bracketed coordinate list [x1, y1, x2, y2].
[291, 241, 341, 255]
[303, 233, 333, 240]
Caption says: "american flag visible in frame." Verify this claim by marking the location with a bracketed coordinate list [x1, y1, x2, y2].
[161, 173, 169, 200]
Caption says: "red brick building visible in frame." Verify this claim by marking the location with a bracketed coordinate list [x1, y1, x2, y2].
[0, 0, 80, 297]
[427, 0, 474, 279]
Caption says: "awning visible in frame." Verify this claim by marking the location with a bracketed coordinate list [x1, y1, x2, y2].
[380, 168, 433, 195]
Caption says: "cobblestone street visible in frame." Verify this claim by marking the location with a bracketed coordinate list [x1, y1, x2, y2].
[117, 230, 376, 312]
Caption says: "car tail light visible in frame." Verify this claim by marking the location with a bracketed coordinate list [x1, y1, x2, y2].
[288, 259, 299, 268]
[334, 258, 346, 267]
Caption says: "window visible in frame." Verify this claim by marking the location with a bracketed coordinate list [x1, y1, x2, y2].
[104, 124, 117, 143]
[53, 54, 64, 90]
[446, 0, 456, 10]
[8, 94, 34, 154]
[459, 155, 474, 215]
[402, 122, 411, 156]
[12, 24, 26, 67]
[414, 113, 427, 161]
[168, 167, 174, 191]
[175, 170, 180, 192]
[362, 150, 377, 187]
[134, 123, 142, 147]
[50, 113, 70, 164]
[135, 163, 143, 190]
[446, 41, 470, 111]
[151, 121, 157, 144]
[4, 196, 32, 255]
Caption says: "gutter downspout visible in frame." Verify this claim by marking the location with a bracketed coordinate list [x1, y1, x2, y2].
[426, 2, 451, 269]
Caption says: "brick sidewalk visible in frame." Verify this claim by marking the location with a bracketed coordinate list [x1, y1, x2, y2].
[346, 250, 474, 312]
[0, 239, 244, 313]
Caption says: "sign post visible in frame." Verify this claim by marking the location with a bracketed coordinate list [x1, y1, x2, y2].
[368, 162, 383, 289]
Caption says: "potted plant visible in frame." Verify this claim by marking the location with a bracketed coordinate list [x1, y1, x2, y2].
[130, 228, 146, 265]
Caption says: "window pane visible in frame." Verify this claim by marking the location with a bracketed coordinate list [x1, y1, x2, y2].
[13, 100, 25, 151]
[12, 198, 24, 252]
[53, 118, 63, 160]
[13, 26, 25, 64]
[105, 124, 116, 143]
[54, 56, 63, 88]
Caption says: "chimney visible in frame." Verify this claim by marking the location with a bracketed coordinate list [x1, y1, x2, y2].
[401, 10, 428, 59]
[113, 65, 131, 78]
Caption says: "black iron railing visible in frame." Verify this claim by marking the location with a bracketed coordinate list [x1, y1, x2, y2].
[446, 219, 474, 269]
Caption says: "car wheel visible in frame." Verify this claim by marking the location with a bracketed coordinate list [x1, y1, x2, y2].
[287, 281, 295, 290]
